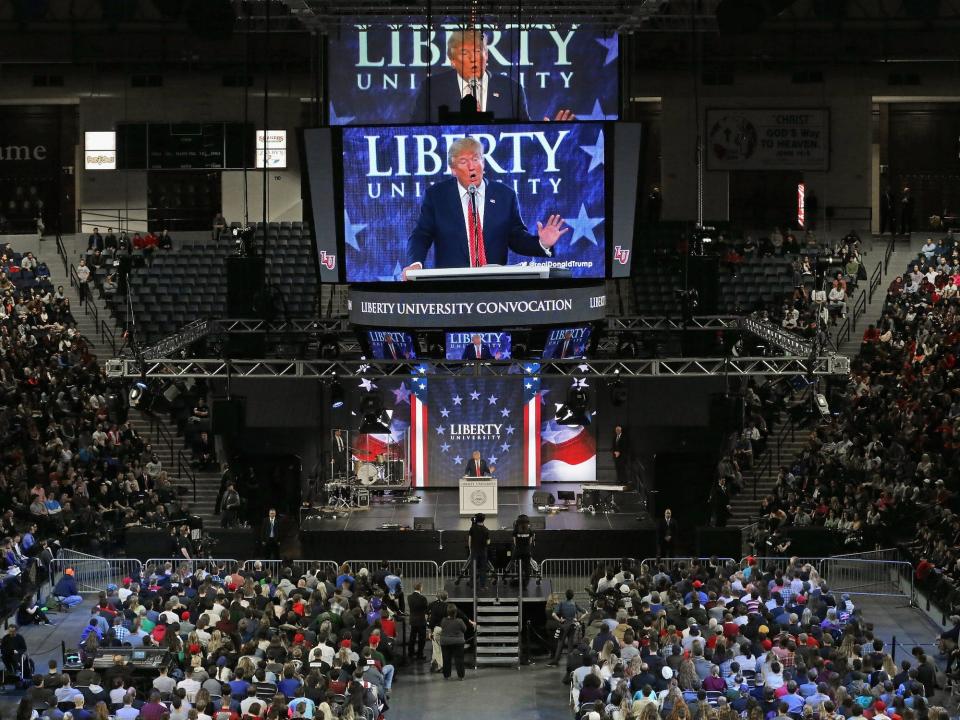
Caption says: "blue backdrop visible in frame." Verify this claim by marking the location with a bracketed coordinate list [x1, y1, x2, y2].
[341, 122, 607, 281]
[327, 23, 619, 125]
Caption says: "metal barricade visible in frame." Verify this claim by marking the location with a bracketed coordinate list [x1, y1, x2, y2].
[292, 560, 341, 580]
[740, 556, 823, 576]
[639, 557, 736, 571]
[143, 558, 240, 577]
[343, 560, 441, 597]
[52, 552, 144, 594]
[242, 560, 284, 577]
[439, 559, 464, 589]
[818, 557, 915, 601]
[539, 558, 635, 604]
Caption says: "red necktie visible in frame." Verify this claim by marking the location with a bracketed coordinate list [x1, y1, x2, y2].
[468, 196, 487, 268]
[475, 462, 480, 477]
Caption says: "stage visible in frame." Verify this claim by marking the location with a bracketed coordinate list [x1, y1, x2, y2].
[296, 485, 656, 561]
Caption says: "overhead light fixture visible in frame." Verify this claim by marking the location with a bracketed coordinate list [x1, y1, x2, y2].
[330, 378, 344, 409]
[610, 377, 628, 407]
[556, 384, 591, 426]
[128, 381, 147, 407]
[358, 392, 391, 433]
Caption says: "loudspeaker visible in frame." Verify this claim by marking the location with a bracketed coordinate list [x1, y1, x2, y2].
[532, 491, 555, 505]
[695, 527, 742, 559]
[687, 255, 720, 314]
[212, 398, 245, 434]
[527, 516, 547, 531]
[226, 256, 265, 317]
[413, 517, 434, 531]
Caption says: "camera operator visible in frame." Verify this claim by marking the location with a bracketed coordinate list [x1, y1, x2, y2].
[547, 589, 586, 666]
[512, 514, 535, 584]
[174, 525, 194, 561]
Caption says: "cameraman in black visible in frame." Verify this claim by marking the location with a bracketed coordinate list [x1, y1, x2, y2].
[547, 588, 586, 666]
[174, 525, 194, 560]
[512, 514, 535, 584]
[456, 513, 490, 589]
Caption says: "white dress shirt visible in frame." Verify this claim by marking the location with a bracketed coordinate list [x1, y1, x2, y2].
[458, 73, 489, 112]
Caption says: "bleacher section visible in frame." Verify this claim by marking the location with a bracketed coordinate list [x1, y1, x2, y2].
[104, 221, 316, 342]
[718, 255, 798, 313]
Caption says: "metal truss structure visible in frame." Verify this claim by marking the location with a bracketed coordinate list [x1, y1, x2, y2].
[737, 315, 813, 356]
[108, 354, 849, 380]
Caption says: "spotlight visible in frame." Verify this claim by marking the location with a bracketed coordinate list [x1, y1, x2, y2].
[128, 381, 147, 407]
[330, 379, 344, 409]
[235, 225, 256, 257]
[815, 392, 830, 418]
[610, 378, 628, 407]
[358, 392, 391, 433]
[556, 384, 591, 426]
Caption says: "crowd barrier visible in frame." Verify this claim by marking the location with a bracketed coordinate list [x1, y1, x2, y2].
[51, 550, 917, 605]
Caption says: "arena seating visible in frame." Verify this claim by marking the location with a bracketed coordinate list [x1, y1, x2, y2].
[105, 221, 317, 342]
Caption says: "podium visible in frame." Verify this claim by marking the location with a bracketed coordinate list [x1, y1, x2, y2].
[459, 477, 498, 516]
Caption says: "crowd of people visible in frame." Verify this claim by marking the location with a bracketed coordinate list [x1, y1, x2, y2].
[23, 560, 416, 720]
[755, 232, 960, 606]
[548, 557, 949, 720]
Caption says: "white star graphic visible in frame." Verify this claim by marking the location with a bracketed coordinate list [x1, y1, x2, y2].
[440, 407, 450, 418]
[328, 102, 355, 125]
[573, 378, 590, 388]
[487, 456, 498, 465]
[470, 391, 481, 401]
[452, 395, 463, 406]
[358, 378, 377, 391]
[580, 98, 618, 121]
[343, 210, 367, 252]
[377, 261, 403, 282]
[500, 408, 511, 417]
[525, 383, 532, 389]
[596, 35, 619, 66]
[579, 129, 605, 173]
[452, 455, 463, 465]
[440, 442, 451, 453]
[505, 425, 515, 435]
[435, 426, 446, 435]
[391, 382, 411, 405]
[566, 203, 603, 247]
[487, 394, 498, 405]
[500, 442, 511, 453]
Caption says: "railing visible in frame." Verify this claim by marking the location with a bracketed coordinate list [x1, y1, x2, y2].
[884, 232, 896, 275]
[639, 557, 736, 569]
[54, 232, 69, 275]
[77, 207, 150, 234]
[52, 550, 144, 594]
[145, 413, 176, 473]
[539, 557, 635, 604]
[868, 260, 883, 304]
[834, 288, 867, 347]
[101, 318, 117, 355]
[69, 262, 100, 331]
[819, 557, 915, 603]
[177, 449, 198, 503]
[143, 558, 241, 575]
[342, 559, 442, 597]
[242, 559, 340, 580]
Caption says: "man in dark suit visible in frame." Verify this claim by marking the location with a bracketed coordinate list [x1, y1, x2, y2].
[658, 508, 677, 558]
[406, 582, 429, 661]
[461, 333, 496, 360]
[879, 187, 895, 235]
[550, 330, 578, 359]
[900, 186, 915, 235]
[411, 29, 531, 122]
[612, 424, 629, 486]
[463, 450, 493, 477]
[260, 508, 281, 560]
[381, 333, 411, 360]
[403, 136, 568, 277]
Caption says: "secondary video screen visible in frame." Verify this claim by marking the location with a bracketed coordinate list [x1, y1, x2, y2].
[366, 330, 417, 360]
[327, 22, 619, 125]
[542, 325, 592, 359]
[341, 122, 607, 281]
[446, 331, 512, 360]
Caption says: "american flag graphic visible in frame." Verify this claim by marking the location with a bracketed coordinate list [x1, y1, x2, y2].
[539, 378, 597, 483]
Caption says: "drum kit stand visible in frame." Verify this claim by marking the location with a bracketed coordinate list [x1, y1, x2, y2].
[325, 441, 413, 511]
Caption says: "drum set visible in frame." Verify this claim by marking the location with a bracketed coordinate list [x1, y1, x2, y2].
[326, 430, 409, 510]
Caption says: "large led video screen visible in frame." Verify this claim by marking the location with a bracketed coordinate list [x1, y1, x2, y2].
[327, 22, 619, 125]
[366, 330, 417, 360]
[341, 122, 606, 281]
[542, 325, 592, 359]
[446, 331, 512, 360]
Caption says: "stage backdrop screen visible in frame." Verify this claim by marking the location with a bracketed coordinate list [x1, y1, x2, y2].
[542, 325, 592, 359]
[446, 331, 512, 360]
[341, 122, 607, 281]
[327, 22, 619, 125]
[366, 330, 417, 360]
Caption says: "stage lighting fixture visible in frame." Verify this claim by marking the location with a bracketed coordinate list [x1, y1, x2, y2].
[815, 393, 830, 418]
[128, 381, 147, 407]
[329, 379, 345, 409]
[556, 385, 591, 426]
[610, 378, 628, 407]
[358, 392, 391, 433]
[235, 225, 256, 257]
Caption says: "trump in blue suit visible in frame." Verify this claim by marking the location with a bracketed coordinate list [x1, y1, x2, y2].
[403, 137, 568, 277]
